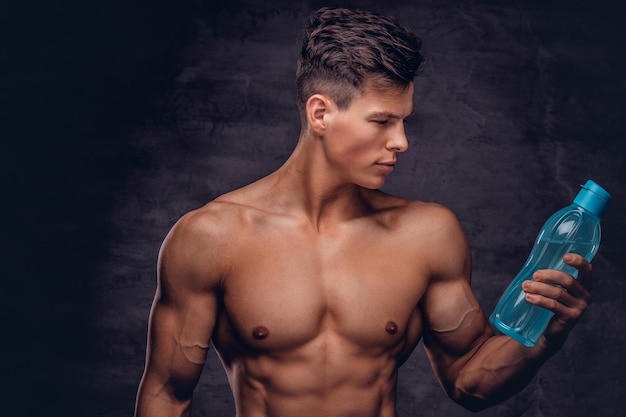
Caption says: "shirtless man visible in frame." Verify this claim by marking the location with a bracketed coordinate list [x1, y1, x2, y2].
[135, 7, 592, 417]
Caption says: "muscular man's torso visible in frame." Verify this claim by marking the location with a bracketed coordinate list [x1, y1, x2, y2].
[197, 186, 445, 417]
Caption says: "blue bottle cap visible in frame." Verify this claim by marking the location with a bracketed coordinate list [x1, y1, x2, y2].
[573, 180, 612, 218]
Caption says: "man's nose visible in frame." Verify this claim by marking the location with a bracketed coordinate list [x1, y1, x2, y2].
[386, 125, 409, 153]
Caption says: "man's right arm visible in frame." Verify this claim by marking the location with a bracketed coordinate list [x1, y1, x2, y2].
[135, 209, 225, 417]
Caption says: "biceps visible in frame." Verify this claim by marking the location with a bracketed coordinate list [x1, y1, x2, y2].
[145, 292, 217, 396]
[422, 281, 490, 357]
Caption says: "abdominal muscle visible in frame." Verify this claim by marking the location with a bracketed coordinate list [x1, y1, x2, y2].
[210, 281, 424, 417]
[218, 334, 402, 417]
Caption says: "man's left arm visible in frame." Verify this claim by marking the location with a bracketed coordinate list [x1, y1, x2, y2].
[419, 207, 592, 411]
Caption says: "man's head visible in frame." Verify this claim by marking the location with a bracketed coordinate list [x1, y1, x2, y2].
[296, 7, 423, 123]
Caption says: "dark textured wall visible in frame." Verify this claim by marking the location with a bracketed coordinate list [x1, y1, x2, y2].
[7, 0, 626, 416]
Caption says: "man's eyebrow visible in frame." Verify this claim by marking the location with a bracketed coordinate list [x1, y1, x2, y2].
[368, 110, 414, 119]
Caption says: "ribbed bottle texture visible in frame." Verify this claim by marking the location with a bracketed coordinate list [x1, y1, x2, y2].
[489, 180, 611, 347]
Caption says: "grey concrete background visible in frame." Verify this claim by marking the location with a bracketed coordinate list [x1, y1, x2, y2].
[5, 0, 626, 416]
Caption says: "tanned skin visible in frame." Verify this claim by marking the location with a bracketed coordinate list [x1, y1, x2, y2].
[134, 83, 592, 417]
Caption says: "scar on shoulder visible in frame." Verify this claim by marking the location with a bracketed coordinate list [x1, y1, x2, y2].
[252, 326, 270, 340]
[385, 321, 398, 335]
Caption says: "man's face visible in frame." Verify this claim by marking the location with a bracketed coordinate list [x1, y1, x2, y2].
[322, 82, 414, 189]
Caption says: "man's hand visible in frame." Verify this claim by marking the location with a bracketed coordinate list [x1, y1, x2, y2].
[522, 253, 593, 350]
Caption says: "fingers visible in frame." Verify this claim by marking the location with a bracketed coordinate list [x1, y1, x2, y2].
[521, 253, 593, 319]
[532, 254, 592, 295]
[529, 270, 589, 300]
[523, 279, 589, 320]
[563, 253, 593, 291]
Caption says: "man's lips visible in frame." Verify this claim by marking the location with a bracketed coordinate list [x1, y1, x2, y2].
[375, 161, 396, 172]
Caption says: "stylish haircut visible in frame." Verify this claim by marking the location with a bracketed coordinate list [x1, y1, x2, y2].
[296, 7, 423, 116]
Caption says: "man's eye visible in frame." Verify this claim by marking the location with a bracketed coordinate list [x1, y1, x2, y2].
[374, 120, 388, 125]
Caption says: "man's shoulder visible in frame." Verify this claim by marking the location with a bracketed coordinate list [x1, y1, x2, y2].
[363, 189, 459, 229]
[370, 192, 471, 279]
[172, 198, 250, 237]
[171, 184, 275, 240]
[158, 196, 257, 275]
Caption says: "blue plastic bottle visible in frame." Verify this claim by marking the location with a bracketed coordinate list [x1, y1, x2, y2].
[489, 180, 612, 347]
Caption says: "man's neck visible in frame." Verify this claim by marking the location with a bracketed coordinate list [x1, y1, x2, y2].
[266, 136, 372, 231]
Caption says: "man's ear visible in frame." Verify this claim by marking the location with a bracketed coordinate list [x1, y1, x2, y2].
[306, 94, 332, 136]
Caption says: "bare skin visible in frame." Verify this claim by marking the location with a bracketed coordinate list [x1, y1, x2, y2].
[135, 83, 592, 417]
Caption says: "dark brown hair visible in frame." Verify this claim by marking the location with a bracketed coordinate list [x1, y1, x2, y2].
[296, 7, 423, 115]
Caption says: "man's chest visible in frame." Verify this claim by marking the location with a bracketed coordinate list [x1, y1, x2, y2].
[218, 229, 429, 353]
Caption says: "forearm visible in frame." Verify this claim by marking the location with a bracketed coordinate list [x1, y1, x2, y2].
[451, 334, 555, 411]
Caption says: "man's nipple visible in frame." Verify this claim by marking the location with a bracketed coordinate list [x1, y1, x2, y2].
[252, 326, 270, 340]
[385, 321, 398, 335]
